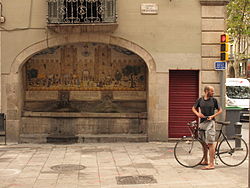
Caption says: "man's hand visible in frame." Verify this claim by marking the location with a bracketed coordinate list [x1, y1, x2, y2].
[207, 116, 213, 120]
[197, 113, 205, 118]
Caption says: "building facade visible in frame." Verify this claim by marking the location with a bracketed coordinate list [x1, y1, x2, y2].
[0, 0, 229, 143]
[227, 41, 250, 79]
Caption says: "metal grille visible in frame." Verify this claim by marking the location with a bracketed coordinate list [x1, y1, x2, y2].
[48, 0, 116, 24]
[169, 70, 199, 138]
[116, 175, 157, 185]
[51, 164, 86, 172]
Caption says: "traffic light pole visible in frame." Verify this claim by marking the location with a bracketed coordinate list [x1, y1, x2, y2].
[219, 34, 228, 121]
[220, 69, 226, 121]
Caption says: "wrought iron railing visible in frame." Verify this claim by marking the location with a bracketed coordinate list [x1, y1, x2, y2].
[48, 0, 116, 24]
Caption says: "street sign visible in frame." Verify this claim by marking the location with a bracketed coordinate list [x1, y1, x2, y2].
[141, 3, 158, 14]
[214, 61, 226, 70]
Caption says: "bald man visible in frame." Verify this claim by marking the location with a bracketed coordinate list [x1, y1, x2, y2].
[192, 86, 222, 170]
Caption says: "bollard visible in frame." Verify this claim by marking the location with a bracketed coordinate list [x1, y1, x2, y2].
[234, 122, 242, 148]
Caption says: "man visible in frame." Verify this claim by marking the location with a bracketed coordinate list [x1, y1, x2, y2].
[192, 86, 222, 170]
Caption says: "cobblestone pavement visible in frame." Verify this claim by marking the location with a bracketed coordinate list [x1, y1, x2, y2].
[0, 138, 248, 188]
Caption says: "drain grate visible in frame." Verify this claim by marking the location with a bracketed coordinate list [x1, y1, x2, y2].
[116, 175, 157, 185]
[51, 164, 85, 172]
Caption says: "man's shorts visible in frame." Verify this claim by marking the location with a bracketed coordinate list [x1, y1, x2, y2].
[199, 120, 216, 144]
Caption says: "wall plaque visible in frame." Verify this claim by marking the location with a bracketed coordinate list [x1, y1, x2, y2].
[141, 3, 158, 15]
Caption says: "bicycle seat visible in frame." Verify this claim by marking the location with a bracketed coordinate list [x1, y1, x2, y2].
[216, 121, 230, 125]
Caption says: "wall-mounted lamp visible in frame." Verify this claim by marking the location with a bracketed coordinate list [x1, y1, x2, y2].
[0, 3, 5, 23]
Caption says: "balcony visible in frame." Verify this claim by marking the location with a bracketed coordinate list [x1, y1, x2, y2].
[47, 0, 118, 33]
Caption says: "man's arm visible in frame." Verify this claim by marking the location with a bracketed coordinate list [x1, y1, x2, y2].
[192, 106, 205, 118]
[207, 107, 222, 120]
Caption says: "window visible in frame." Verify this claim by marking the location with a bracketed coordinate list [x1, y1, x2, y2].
[48, 0, 116, 24]
[239, 61, 247, 77]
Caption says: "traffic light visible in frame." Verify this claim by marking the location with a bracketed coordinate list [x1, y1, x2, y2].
[220, 34, 229, 61]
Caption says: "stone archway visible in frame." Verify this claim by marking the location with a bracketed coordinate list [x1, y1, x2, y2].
[10, 35, 156, 74]
[7, 34, 156, 142]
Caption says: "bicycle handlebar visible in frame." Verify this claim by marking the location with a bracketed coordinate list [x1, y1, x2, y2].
[187, 120, 230, 126]
[215, 121, 230, 125]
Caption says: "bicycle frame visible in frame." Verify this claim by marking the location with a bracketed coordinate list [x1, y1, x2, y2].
[175, 120, 248, 168]
[215, 128, 233, 155]
[186, 121, 199, 139]
[188, 121, 235, 154]
[198, 124, 235, 157]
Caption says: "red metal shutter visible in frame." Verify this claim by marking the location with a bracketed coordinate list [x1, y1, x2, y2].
[169, 70, 199, 138]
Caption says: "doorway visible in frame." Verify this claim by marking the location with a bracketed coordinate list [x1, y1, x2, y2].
[169, 70, 199, 138]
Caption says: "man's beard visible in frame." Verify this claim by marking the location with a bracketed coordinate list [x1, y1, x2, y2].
[208, 93, 213, 97]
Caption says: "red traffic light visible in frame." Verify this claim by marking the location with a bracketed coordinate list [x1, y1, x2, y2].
[220, 34, 229, 43]
[221, 35, 226, 42]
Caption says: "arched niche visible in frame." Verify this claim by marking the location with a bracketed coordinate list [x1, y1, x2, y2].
[6, 35, 157, 142]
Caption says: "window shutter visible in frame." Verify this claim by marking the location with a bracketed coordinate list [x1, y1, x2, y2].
[103, 0, 116, 23]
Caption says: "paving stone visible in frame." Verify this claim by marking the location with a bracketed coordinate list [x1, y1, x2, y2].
[0, 142, 248, 188]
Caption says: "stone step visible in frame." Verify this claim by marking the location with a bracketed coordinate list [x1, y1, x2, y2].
[79, 134, 148, 143]
[20, 134, 48, 143]
[47, 135, 78, 144]
[20, 134, 148, 143]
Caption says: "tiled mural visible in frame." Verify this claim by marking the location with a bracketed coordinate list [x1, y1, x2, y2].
[25, 43, 146, 91]
[23, 43, 147, 113]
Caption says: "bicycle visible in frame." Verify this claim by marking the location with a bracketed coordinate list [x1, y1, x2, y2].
[174, 120, 248, 168]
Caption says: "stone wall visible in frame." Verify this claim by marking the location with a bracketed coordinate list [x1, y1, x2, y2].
[200, 0, 228, 91]
[200, 0, 228, 120]
[0, 0, 229, 142]
[20, 112, 147, 143]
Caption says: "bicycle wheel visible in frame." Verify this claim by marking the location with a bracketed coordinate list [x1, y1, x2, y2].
[174, 137, 205, 168]
[218, 137, 248, 167]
